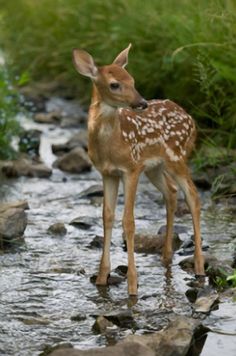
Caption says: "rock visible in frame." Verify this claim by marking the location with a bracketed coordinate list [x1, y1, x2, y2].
[114, 265, 128, 276]
[2, 158, 52, 178]
[49, 342, 155, 356]
[103, 309, 135, 328]
[53, 147, 91, 173]
[48, 223, 67, 236]
[177, 238, 209, 256]
[0, 201, 28, 240]
[193, 173, 212, 190]
[46, 97, 87, 124]
[157, 224, 188, 237]
[50, 315, 200, 356]
[87, 235, 104, 249]
[41, 342, 74, 356]
[179, 254, 215, 272]
[70, 314, 86, 322]
[69, 216, 96, 230]
[179, 254, 234, 286]
[92, 315, 115, 334]
[200, 332, 236, 356]
[19, 129, 41, 157]
[193, 286, 219, 313]
[52, 130, 88, 155]
[185, 288, 198, 303]
[134, 227, 181, 254]
[60, 117, 85, 128]
[134, 234, 164, 253]
[18, 317, 50, 325]
[175, 200, 190, 217]
[87, 235, 114, 249]
[34, 111, 62, 124]
[0, 200, 29, 211]
[90, 273, 125, 286]
[79, 184, 103, 199]
[123, 315, 200, 356]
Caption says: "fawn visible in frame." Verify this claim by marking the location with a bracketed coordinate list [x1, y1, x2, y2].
[72, 44, 205, 296]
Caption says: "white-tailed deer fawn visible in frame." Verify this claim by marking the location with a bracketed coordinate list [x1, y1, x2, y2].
[72, 44, 205, 296]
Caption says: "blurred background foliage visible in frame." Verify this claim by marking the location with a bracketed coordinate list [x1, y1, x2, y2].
[0, 0, 235, 155]
[0, 64, 20, 159]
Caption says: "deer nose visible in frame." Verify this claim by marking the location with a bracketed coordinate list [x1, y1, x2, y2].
[139, 99, 148, 109]
[131, 98, 148, 110]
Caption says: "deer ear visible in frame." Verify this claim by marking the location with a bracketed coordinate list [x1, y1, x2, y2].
[72, 49, 98, 79]
[113, 43, 132, 68]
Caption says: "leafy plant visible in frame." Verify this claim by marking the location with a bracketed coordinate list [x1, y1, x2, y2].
[226, 270, 236, 288]
[0, 0, 235, 149]
[0, 65, 20, 159]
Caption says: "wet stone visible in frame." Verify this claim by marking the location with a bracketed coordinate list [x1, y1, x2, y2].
[123, 315, 201, 356]
[87, 235, 103, 248]
[103, 310, 135, 328]
[177, 238, 209, 256]
[92, 315, 115, 334]
[185, 288, 198, 303]
[18, 317, 50, 326]
[48, 223, 67, 236]
[79, 184, 103, 199]
[49, 342, 155, 356]
[0, 200, 28, 240]
[41, 342, 74, 356]
[60, 116, 86, 128]
[114, 265, 128, 276]
[134, 234, 164, 253]
[158, 224, 188, 236]
[90, 273, 125, 286]
[53, 147, 91, 174]
[34, 110, 62, 124]
[70, 216, 96, 230]
[70, 314, 87, 322]
[52, 130, 88, 155]
[175, 200, 190, 217]
[179, 254, 217, 273]
[193, 286, 219, 313]
[87, 235, 114, 249]
[1, 158, 52, 178]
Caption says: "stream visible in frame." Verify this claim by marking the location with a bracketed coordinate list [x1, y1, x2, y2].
[0, 107, 236, 355]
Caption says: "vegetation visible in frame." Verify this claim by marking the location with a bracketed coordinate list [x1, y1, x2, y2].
[0, 64, 20, 159]
[213, 268, 236, 291]
[0, 0, 236, 148]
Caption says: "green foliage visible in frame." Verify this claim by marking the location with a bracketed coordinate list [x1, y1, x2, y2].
[210, 267, 236, 291]
[0, 65, 20, 159]
[226, 270, 236, 288]
[0, 0, 235, 147]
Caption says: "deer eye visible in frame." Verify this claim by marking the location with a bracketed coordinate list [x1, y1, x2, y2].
[110, 82, 120, 90]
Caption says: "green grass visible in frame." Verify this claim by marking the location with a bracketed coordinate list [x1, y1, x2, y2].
[0, 64, 20, 159]
[0, 0, 236, 148]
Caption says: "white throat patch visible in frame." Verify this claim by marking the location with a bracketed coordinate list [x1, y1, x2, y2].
[100, 102, 116, 117]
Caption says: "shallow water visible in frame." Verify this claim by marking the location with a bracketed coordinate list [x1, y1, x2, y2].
[0, 116, 236, 355]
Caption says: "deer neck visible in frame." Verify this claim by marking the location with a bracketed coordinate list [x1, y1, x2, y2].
[88, 84, 118, 132]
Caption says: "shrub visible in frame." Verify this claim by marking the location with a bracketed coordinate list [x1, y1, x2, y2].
[0, 0, 235, 147]
[0, 64, 20, 159]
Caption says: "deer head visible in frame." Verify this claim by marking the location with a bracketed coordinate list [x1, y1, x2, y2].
[72, 44, 147, 110]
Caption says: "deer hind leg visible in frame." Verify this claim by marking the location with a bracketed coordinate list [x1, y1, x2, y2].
[174, 169, 205, 276]
[96, 175, 119, 286]
[145, 167, 177, 265]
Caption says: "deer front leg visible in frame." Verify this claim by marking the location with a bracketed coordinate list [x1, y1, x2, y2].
[96, 175, 119, 286]
[122, 172, 139, 296]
